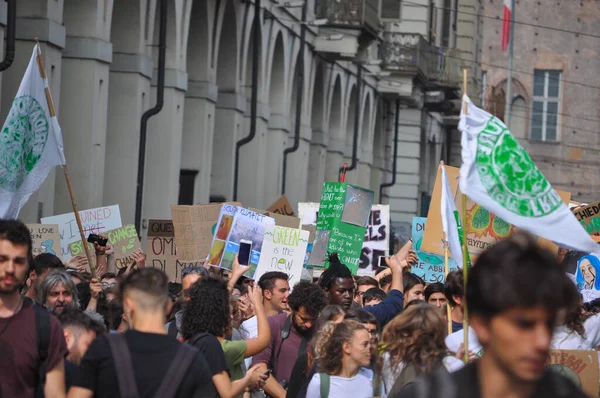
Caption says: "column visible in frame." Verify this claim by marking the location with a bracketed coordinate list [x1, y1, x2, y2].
[263, 112, 290, 206]
[325, 134, 345, 184]
[3, 2, 66, 222]
[55, 2, 112, 214]
[181, 81, 217, 205]
[103, 53, 152, 225]
[283, 124, 311, 208]
[307, 129, 328, 202]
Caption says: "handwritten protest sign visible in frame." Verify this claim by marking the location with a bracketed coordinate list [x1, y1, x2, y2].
[145, 220, 203, 282]
[267, 195, 296, 216]
[308, 183, 374, 274]
[547, 350, 599, 397]
[298, 202, 319, 225]
[27, 224, 61, 258]
[208, 205, 275, 277]
[573, 201, 600, 237]
[70, 224, 142, 271]
[411, 217, 458, 283]
[41, 205, 122, 259]
[254, 225, 309, 288]
[358, 205, 390, 276]
[421, 166, 571, 260]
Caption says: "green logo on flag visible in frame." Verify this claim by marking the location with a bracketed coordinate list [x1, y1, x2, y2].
[476, 117, 561, 218]
[0, 96, 49, 191]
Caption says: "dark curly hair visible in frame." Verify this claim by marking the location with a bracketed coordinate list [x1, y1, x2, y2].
[288, 280, 327, 317]
[181, 276, 230, 340]
[319, 253, 353, 290]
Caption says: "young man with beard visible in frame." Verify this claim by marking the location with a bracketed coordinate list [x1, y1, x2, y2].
[252, 280, 328, 398]
[57, 308, 106, 390]
[0, 220, 68, 397]
[395, 232, 587, 398]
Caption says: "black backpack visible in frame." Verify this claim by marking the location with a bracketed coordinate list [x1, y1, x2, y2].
[30, 299, 50, 398]
[107, 333, 197, 398]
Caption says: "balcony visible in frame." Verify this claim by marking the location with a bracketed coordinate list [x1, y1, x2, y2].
[315, 0, 380, 39]
[434, 47, 461, 89]
[381, 33, 437, 80]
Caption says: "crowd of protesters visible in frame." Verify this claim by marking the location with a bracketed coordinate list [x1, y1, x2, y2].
[0, 218, 594, 397]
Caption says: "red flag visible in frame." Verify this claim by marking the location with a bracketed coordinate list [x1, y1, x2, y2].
[501, 0, 512, 52]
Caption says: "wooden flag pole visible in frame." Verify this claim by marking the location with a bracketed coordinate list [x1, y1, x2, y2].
[461, 68, 469, 364]
[35, 42, 96, 278]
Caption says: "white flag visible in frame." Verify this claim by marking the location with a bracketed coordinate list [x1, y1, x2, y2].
[0, 45, 65, 218]
[459, 95, 598, 254]
[441, 164, 468, 267]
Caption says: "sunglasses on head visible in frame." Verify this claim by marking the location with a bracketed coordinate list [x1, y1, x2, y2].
[182, 267, 209, 277]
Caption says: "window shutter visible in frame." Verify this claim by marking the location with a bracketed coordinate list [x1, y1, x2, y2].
[380, 0, 401, 21]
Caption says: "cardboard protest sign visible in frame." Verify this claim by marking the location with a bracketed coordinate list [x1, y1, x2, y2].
[254, 225, 309, 288]
[70, 224, 142, 271]
[267, 195, 296, 216]
[208, 205, 275, 277]
[27, 224, 61, 258]
[411, 217, 458, 283]
[547, 350, 599, 397]
[421, 166, 571, 260]
[358, 205, 390, 276]
[41, 205, 122, 259]
[573, 201, 600, 236]
[249, 208, 300, 229]
[308, 183, 375, 274]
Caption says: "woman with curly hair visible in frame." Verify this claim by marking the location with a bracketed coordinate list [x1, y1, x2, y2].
[181, 274, 268, 398]
[306, 320, 374, 397]
[380, 303, 463, 393]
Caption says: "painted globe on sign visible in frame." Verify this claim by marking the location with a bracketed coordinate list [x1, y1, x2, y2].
[546, 364, 581, 389]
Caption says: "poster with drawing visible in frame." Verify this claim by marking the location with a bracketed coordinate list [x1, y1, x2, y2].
[411, 217, 458, 283]
[70, 225, 142, 271]
[254, 225, 309, 288]
[207, 204, 239, 267]
[41, 205, 122, 259]
[547, 350, 599, 398]
[28, 224, 61, 258]
[357, 205, 390, 276]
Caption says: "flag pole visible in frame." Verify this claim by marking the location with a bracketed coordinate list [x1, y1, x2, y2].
[461, 69, 470, 364]
[34, 42, 96, 278]
[504, 0, 516, 126]
[444, 240, 452, 335]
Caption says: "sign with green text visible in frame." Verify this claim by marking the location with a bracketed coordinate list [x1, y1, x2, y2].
[308, 182, 374, 273]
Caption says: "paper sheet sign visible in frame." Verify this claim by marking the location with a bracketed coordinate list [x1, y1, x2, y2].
[145, 220, 202, 282]
[41, 205, 122, 259]
[547, 350, 599, 397]
[70, 224, 142, 271]
[27, 224, 61, 259]
[358, 205, 390, 276]
[267, 195, 296, 216]
[411, 217, 458, 283]
[254, 226, 309, 288]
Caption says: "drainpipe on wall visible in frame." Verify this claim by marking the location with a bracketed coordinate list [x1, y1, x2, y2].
[339, 66, 362, 180]
[134, 0, 167, 234]
[0, 0, 16, 72]
[379, 99, 400, 203]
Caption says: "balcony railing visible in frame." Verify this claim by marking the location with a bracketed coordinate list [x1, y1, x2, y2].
[315, 0, 380, 35]
[434, 47, 461, 88]
[381, 33, 437, 79]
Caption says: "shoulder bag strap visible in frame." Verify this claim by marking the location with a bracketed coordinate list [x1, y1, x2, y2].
[271, 316, 292, 374]
[34, 303, 50, 398]
[372, 369, 382, 396]
[107, 333, 140, 398]
[153, 344, 198, 398]
[319, 373, 330, 398]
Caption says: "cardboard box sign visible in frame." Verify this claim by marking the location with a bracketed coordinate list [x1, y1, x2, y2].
[573, 200, 600, 236]
[547, 350, 599, 397]
[421, 165, 571, 262]
[308, 182, 375, 274]
[411, 217, 458, 283]
[27, 224, 62, 259]
[267, 195, 296, 216]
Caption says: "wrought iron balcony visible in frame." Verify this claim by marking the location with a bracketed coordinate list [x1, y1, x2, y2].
[315, 0, 380, 37]
[434, 47, 461, 88]
[381, 33, 437, 79]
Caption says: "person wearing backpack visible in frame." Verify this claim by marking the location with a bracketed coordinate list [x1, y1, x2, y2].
[380, 303, 464, 394]
[0, 220, 68, 398]
[306, 320, 375, 397]
[393, 232, 588, 398]
[68, 268, 216, 398]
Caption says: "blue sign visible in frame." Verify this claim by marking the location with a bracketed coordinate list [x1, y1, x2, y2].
[411, 217, 458, 283]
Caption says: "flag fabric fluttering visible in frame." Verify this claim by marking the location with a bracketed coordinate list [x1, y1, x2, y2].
[0, 44, 66, 218]
[441, 165, 470, 268]
[501, 0, 512, 52]
[458, 95, 599, 255]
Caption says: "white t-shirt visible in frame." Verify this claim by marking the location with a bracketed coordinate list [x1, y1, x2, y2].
[240, 316, 259, 369]
[306, 368, 375, 398]
[445, 326, 483, 357]
[381, 353, 464, 392]
[552, 313, 600, 350]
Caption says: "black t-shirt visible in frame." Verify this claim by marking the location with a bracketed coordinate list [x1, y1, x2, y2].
[65, 359, 79, 391]
[188, 333, 229, 377]
[394, 361, 588, 398]
[73, 330, 217, 398]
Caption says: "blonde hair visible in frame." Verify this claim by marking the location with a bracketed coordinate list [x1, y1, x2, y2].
[381, 303, 447, 373]
[315, 320, 367, 374]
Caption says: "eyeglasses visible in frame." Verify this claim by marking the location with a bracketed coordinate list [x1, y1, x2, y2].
[102, 282, 117, 290]
[182, 267, 208, 277]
